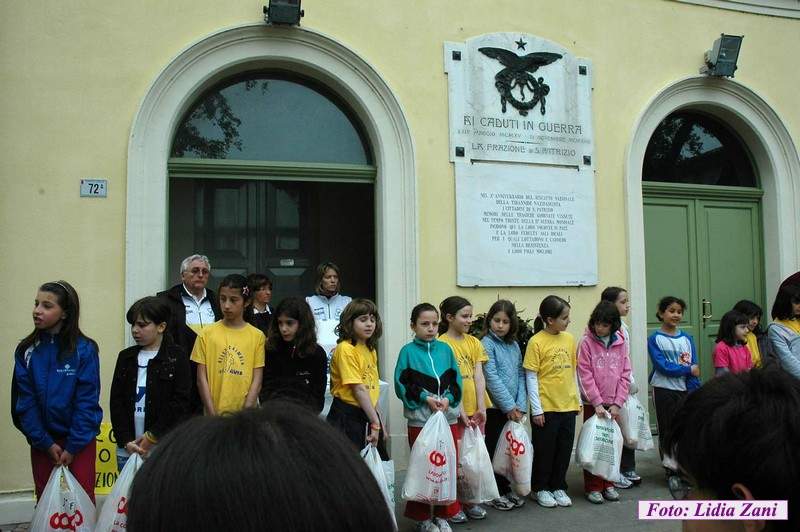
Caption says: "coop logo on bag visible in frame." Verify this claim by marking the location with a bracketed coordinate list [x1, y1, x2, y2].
[117, 496, 128, 514]
[49, 509, 83, 531]
[505, 430, 525, 456]
[429, 450, 447, 467]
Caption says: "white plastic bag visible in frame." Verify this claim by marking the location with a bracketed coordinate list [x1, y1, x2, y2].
[95, 453, 142, 532]
[362, 445, 396, 529]
[492, 419, 532, 496]
[31, 465, 96, 532]
[576, 414, 623, 482]
[457, 426, 500, 504]
[618, 396, 641, 447]
[629, 396, 654, 451]
[401, 411, 458, 505]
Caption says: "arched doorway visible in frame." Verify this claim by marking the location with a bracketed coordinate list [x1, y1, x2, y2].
[642, 110, 763, 380]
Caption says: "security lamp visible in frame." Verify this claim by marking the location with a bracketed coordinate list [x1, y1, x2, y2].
[263, 0, 304, 25]
[700, 34, 743, 78]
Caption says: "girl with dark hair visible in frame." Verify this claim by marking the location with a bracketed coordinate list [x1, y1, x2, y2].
[395, 303, 463, 532]
[767, 284, 800, 378]
[127, 402, 395, 532]
[732, 299, 774, 368]
[523, 295, 580, 509]
[259, 297, 327, 413]
[327, 299, 385, 454]
[13, 281, 102, 502]
[713, 310, 753, 376]
[111, 296, 191, 471]
[481, 299, 527, 511]
[577, 301, 631, 504]
[437, 296, 490, 523]
[191, 274, 266, 415]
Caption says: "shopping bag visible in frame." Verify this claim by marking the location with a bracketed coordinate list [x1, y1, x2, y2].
[30, 465, 96, 532]
[382, 460, 396, 509]
[401, 411, 458, 505]
[629, 396, 654, 451]
[95, 453, 143, 532]
[576, 414, 623, 482]
[618, 396, 641, 447]
[362, 445, 396, 529]
[458, 426, 499, 504]
[492, 419, 532, 496]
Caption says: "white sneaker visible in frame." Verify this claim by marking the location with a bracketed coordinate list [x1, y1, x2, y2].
[585, 491, 604, 504]
[603, 487, 620, 501]
[613, 475, 633, 489]
[552, 489, 572, 507]
[505, 492, 526, 508]
[413, 519, 440, 532]
[435, 517, 453, 532]
[534, 490, 557, 508]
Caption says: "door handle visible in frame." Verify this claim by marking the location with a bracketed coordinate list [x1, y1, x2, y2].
[702, 298, 713, 322]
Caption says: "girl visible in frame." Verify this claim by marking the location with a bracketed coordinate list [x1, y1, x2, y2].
[245, 273, 273, 337]
[111, 296, 191, 471]
[13, 281, 102, 502]
[523, 295, 580, 509]
[600, 286, 639, 487]
[438, 296, 490, 522]
[191, 274, 266, 415]
[767, 284, 800, 379]
[577, 301, 631, 504]
[732, 299, 774, 368]
[395, 303, 463, 532]
[647, 296, 700, 482]
[481, 299, 527, 511]
[259, 297, 327, 414]
[713, 310, 753, 375]
[327, 299, 385, 456]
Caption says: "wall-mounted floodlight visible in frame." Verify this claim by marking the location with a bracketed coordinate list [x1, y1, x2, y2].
[700, 34, 743, 78]
[263, 0, 304, 26]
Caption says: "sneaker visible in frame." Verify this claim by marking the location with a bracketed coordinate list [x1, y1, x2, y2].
[488, 496, 514, 511]
[447, 510, 467, 524]
[623, 470, 642, 485]
[505, 492, 526, 508]
[585, 491, 604, 504]
[552, 489, 572, 507]
[602, 487, 620, 501]
[464, 505, 487, 520]
[613, 475, 633, 489]
[413, 519, 440, 532]
[435, 517, 453, 532]
[534, 490, 557, 508]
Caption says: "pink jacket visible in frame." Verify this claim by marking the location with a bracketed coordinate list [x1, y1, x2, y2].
[577, 328, 632, 408]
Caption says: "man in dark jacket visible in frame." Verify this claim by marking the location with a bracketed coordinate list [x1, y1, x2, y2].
[157, 254, 221, 413]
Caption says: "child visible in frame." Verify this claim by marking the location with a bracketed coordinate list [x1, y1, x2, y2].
[600, 286, 640, 487]
[326, 299, 385, 455]
[13, 281, 102, 502]
[713, 310, 753, 375]
[438, 296, 490, 522]
[767, 284, 800, 379]
[191, 274, 266, 415]
[245, 273, 273, 337]
[524, 295, 580, 509]
[577, 301, 631, 504]
[111, 296, 191, 471]
[481, 299, 527, 511]
[395, 303, 463, 532]
[647, 296, 700, 482]
[732, 299, 774, 368]
[259, 296, 327, 414]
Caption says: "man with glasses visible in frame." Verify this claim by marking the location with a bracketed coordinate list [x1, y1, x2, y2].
[158, 254, 222, 413]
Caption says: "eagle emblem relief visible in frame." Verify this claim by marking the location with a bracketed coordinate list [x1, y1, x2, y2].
[478, 46, 562, 116]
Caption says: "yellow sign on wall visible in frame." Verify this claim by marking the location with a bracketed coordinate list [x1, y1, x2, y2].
[95, 422, 119, 495]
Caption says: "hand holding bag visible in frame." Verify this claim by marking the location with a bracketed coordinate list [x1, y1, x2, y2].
[31, 465, 96, 532]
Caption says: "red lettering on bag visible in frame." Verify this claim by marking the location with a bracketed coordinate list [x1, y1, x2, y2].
[117, 496, 128, 514]
[428, 450, 446, 467]
[505, 430, 525, 456]
[48, 509, 84, 530]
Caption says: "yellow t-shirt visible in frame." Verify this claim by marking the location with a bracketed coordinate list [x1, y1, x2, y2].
[190, 321, 266, 414]
[523, 330, 580, 413]
[777, 319, 800, 335]
[439, 334, 492, 416]
[330, 341, 380, 408]
[744, 332, 762, 369]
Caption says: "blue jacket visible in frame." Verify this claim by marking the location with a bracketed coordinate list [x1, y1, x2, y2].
[14, 333, 102, 454]
[481, 331, 527, 414]
[647, 330, 701, 392]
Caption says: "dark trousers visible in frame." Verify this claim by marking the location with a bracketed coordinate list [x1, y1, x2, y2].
[326, 397, 388, 459]
[530, 411, 577, 492]
[652, 387, 686, 466]
[621, 445, 636, 472]
[484, 408, 511, 495]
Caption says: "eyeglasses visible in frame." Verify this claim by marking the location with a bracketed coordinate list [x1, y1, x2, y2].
[189, 268, 210, 276]
[668, 474, 693, 500]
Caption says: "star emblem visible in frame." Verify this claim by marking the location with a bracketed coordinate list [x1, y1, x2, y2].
[515, 38, 527, 50]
